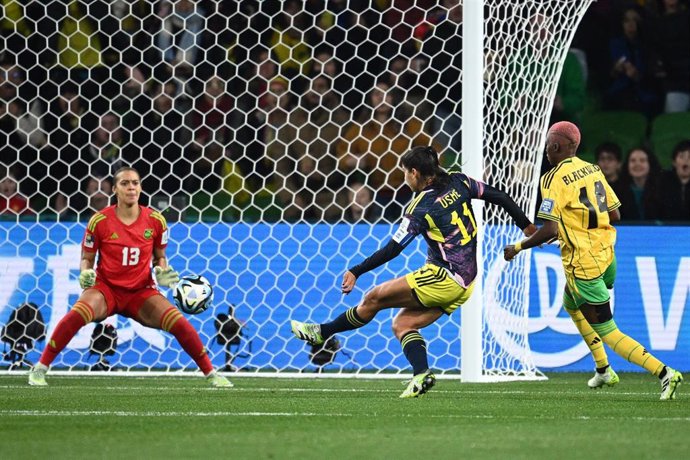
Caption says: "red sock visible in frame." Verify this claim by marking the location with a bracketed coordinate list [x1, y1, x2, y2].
[162, 308, 213, 375]
[39, 301, 94, 366]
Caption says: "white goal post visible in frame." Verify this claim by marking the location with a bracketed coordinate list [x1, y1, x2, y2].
[0, 0, 593, 381]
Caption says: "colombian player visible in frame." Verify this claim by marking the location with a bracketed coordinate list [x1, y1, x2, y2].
[291, 146, 536, 398]
[504, 121, 682, 400]
[28, 167, 232, 387]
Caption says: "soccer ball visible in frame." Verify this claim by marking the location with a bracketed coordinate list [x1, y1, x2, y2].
[174, 275, 213, 315]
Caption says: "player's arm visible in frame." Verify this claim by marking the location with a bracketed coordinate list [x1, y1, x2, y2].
[79, 215, 101, 289]
[604, 178, 621, 224]
[150, 211, 178, 288]
[342, 216, 421, 294]
[479, 184, 536, 235]
[81, 249, 96, 271]
[342, 239, 405, 294]
[78, 249, 97, 289]
[609, 208, 621, 223]
[152, 246, 168, 269]
[504, 219, 558, 261]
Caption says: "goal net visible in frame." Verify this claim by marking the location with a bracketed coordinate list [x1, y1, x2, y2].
[0, 0, 592, 379]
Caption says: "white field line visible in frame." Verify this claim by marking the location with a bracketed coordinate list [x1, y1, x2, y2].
[0, 384, 671, 397]
[1, 409, 689, 422]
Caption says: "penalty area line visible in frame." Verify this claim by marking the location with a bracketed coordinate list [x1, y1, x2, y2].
[1, 410, 689, 422]
[0, 385, 667, 397]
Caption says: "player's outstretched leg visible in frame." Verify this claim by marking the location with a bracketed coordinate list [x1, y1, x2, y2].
[588, 366, 619, 389]
[660, 368, 683, 401]
[291, 307, 371, 346]
[400, 371, 436, 399]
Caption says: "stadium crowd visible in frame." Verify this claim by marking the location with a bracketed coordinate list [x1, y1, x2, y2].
[0, 0, 689, 222]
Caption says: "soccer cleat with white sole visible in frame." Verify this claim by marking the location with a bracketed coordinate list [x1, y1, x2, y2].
[399, 371, 436, 399]
[660, 368, 682, 401]
[28, 363, 48, 387]
[207, 372, 234, 388]
[290, 320, 324, 346]
[588, 367, 619, 389]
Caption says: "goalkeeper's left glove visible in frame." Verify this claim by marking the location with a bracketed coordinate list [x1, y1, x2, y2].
[154, 266, 179, 288]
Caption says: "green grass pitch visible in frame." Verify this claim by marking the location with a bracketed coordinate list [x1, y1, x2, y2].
[1, 373, 686, 459]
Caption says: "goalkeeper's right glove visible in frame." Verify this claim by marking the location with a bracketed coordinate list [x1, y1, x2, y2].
[79, 269, 96, 289]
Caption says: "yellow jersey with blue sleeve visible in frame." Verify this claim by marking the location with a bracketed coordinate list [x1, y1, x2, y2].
[537, 156, 621, 280]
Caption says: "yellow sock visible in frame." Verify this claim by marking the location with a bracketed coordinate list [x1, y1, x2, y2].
[566, 308, 608, 368]
[595, 321, 665, 376]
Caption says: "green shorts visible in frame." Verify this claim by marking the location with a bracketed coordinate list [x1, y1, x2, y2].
[563, 257, 617, 310]
[405, 263, 474, 314]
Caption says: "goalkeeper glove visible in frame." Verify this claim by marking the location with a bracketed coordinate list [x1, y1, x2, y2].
[154, 266, 179, 288]
[79, 269, 96, 289]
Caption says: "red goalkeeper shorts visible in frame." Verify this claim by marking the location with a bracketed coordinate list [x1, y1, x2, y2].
[89, 280, 162, 318]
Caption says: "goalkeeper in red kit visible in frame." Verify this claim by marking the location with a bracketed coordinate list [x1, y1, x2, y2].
[28, 167, 232, 387]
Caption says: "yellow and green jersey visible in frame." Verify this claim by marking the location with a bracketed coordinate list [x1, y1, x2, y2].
[537, 156, 621, 280]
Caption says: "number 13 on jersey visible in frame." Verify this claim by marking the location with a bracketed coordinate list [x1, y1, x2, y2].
[122, 247, 141, 266]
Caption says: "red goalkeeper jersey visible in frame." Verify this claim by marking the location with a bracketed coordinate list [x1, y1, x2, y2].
[81, 205, 169, 289]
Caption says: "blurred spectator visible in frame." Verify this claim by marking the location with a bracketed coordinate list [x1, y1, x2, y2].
[84, 176, 112, 212]
[595, 142, 624, 188]
[335, 6, 388, 110]
[387, 56, 418, 97]
[604, 7, 660, 116]
[0, 0, 31, 42]
[267, 1, 312, 87]
[417, 0, 463, 152]
[257, 78, 303, 219]
[285, 75, 350, 221]
[651, 0, 690, 113]
[0, 65, 47, 150]
[616, 146, 662, 221]
[48, 192, 77, 221]
[154, 0, 205, 79]
[550, 49, 586, 125]
[233, 47, 278, 139]
[40, 85, 96, 211]
[310, 47, 350, 100]
[13, 97, 47, 150]
[185, 141, 223, 195]
[190, 76, 234, 150]
[80, 112, 132, 178]
[114, 65, 152, 118]
[337, 80, 440, 221]
[235, 78, 288, 190]
[44, 85, 92, 153]
[657, 140, 690, 220]
[383, 0, 438, 44]
[253, 48, 279, 107]
[141, 81, 190, 195]
[48, 0, 109, 100]
[344, 182, 377, 223]
[0, 62, 22, 102]
[0, 172, 31, 216]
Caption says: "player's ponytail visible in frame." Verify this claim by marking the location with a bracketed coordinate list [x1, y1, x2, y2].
[401, 146, 450, 190]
